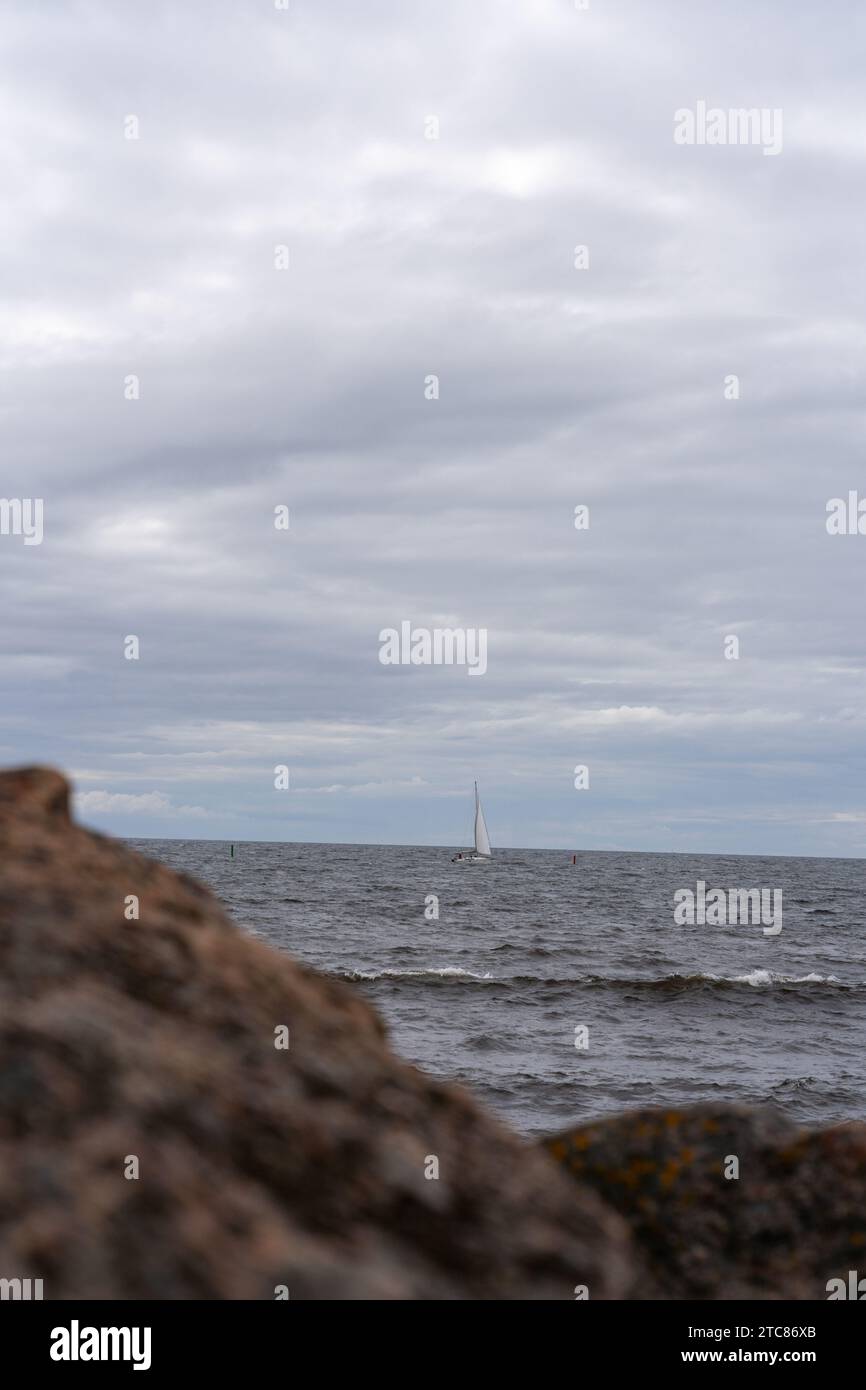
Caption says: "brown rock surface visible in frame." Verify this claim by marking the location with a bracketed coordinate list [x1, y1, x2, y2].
[543, 1104, 866, 1299]
[0, 767, 635, 1300]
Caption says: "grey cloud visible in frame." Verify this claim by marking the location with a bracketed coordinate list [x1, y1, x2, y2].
[2, 0, 865, 853]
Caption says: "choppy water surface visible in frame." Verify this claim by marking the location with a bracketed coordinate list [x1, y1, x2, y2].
[129, 841, 866, 1137]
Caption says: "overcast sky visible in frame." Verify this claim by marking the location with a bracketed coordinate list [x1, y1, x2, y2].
[2, 0, 866, 854]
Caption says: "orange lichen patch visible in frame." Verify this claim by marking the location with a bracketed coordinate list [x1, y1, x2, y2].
[850, 1232, 865, 1247]
[776, 1141, 808, 1165]
[659, 1158, 682, 1190]
[679, 1147, 696, 1165]
[701, 1118, 721, 1134]
[548, 1140, 567, 1161]
[663, 1111, 683, 1129]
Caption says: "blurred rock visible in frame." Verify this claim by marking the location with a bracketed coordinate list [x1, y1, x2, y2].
[543, 1103, 866, 1299]
[0, 767, 634, 1300]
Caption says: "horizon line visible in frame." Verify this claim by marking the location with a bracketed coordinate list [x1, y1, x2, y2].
[112, 833, 866, 864]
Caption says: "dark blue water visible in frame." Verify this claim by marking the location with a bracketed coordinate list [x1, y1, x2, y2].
[128, 841, 866, 1137]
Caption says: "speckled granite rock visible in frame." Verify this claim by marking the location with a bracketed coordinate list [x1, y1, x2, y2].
[0, 767, 635, 1300]
[543, 1104, 866, 1299]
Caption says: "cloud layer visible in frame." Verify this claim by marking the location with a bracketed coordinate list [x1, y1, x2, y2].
[3, 0, 866, 853]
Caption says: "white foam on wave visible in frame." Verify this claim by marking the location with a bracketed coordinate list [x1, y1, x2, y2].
[724, 969, 840, 987]
[347, 966, 494, 982]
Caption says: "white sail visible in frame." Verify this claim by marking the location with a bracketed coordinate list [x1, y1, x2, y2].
[474, 781, 492, 857]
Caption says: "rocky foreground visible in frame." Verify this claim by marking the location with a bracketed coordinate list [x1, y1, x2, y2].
[0, 768, 862, 1300]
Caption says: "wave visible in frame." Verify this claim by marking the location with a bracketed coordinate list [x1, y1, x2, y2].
[338, 966, 851, 992]
[569, 969, 848, 993]
[339, 966, 494, 984]
[488, 943, 560, 957]
[725, 969, 840, 987]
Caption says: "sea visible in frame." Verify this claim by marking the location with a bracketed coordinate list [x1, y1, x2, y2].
[129, 841, 866, 1138]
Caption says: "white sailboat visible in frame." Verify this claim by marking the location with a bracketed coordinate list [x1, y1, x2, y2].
[452, 782, 492, 863]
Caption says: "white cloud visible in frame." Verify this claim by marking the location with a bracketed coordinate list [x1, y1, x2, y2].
[75, 789, 211, 820]
[306, 777, 429, 796]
